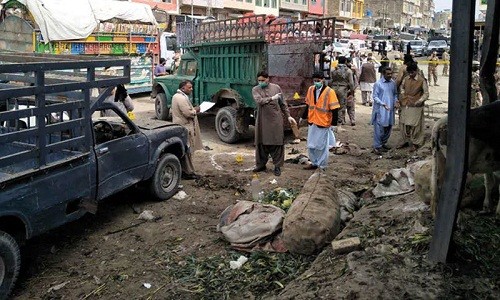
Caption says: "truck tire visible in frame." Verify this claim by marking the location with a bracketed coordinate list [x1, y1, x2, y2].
[215, 106, 241, 144]
[0, 231, 21, 299]
[155, 93, 170, 120]
[150, 154, 181, 200]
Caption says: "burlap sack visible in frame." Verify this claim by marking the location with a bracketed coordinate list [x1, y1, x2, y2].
[283, 172, 341, 255]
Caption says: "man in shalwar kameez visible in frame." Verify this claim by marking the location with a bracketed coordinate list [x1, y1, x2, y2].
[371, 67, 399, 155]
[252, 71, 297, 177]
[397, 62, 429, 151]
[171, 80, 203, 180]
[301, 72, 340, 170]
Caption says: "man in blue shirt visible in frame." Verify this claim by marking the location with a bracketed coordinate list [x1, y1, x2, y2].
[371, 67, 399, 155]
[154, 58, 167, 77]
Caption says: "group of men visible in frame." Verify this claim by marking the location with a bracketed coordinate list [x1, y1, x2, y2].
[167, 51, 431, 180]
[251, 50, 432, 175]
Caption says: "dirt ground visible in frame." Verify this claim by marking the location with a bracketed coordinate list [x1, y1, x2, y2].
[9, 78, 499, 299]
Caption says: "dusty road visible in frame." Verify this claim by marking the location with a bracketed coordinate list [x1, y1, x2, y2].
[11, 64, 498, 300]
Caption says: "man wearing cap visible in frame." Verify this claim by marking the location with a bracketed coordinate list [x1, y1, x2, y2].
[300, 72, 340, 170]
[442, 50, 450, 76]
[330, 56, 355, 126]
[427, 51, 440, 86]
[390, 54, 403, 81]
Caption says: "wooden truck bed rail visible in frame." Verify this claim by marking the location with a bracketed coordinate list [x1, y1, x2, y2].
[177, 15, 337, 47]
[0, 53, 130, 183]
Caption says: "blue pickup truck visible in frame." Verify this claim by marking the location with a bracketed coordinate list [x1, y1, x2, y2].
[0, 53, 189, 298]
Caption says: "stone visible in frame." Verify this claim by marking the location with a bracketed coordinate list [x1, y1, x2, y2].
[331, 237, 361, 255]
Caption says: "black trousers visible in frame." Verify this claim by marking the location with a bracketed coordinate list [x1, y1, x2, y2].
[255, 144, 285, 168]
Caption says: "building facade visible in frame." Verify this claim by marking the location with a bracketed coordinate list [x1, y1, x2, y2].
[364, 0, 434, 32]
[326, 0, 364, 31]
[130, 0, 365, 34]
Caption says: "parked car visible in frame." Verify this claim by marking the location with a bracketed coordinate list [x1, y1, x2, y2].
[0, 54, 189, 298]
[426, 39, 450, 57]
[409, 40, 427, 57]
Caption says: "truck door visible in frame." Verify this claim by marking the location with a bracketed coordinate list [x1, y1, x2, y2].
[93, 108, 149, 200]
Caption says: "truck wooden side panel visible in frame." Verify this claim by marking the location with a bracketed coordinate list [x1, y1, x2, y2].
[198, 41, 266, 107]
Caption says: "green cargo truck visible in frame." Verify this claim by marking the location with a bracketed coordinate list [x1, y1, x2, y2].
[152, 15, 337, 143]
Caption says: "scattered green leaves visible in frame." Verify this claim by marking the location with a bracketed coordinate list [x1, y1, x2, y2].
[165, 251, 315, 299]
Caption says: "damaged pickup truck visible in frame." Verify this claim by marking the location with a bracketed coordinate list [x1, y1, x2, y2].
[0, 53, 188, 297]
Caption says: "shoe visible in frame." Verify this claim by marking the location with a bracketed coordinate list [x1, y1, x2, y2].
[382, 144, 391, 150]
[396, 142, 409, 149]
[373, 148, 383, 155]
[290, 138, 301, 144]
[351, 123, 356, 126]
[182, 173, 200, 180]
[303, 164, 318, 170]
[434, 84, 439, 86]
[252, 166, 266, 172]
[274, 166, 281, 176]
[369, 102, 373, 107]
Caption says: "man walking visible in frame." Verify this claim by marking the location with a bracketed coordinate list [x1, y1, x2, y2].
[171, 80, 202, 180]
[397, 62, 429, 151]
[359, 56, 377, 106]
[427, 51, 440, 86]
[251, 71, 296, 176]
[301, 72, 340, 170]
[371, 67, 398, 155]
[330, 56, 355, 126]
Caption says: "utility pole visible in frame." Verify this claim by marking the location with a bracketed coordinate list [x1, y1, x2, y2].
[323, 0, 326, 18]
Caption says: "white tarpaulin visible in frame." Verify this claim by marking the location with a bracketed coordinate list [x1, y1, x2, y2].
[16, 0, 157, 42]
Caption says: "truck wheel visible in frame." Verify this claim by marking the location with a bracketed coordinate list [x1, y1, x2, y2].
[150, 154, 181, 200]
[215, 106, 241, 143]
[155, 93, 170, 120]
[0, 231, 21, 299]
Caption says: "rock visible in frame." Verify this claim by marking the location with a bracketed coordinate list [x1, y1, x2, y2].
[374, 243, 394, 254]
[331, 237, 362, 255]
[173, 191, 188, 200]
[137, 210, 156, 221]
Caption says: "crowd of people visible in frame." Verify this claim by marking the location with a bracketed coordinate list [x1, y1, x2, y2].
[162, 45, 495, 179]
[250, 48, 437, 174]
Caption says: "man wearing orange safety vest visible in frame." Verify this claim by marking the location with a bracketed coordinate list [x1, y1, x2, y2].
[300, 72, 341, 170]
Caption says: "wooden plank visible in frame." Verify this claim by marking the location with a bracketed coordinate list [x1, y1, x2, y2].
[479, 0, 500, 104]
[428, 0, 475, 263]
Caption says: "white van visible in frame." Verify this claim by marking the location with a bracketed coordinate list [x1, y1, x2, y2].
[159, 32, 178, 72]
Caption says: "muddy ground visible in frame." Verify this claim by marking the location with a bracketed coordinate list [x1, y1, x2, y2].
[10, 85, 499, 299]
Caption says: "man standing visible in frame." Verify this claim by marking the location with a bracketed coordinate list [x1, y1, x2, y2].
[371, 67, 398, 155]
[442, 50, 450, 76]
[397, 62, 429, 151]
[378, 51, 389, 78]
[359, 56, 377, 106]
[427, 51, 440, 86]
[390, 54, 403, 81]
[301, 72, 340, 170]
[406, 41, 412, 55]
[171, 80, 202, 180]
[471, 60, 482, 108]
[251, 71, 296, 176]
[330, 56, 355, 126]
